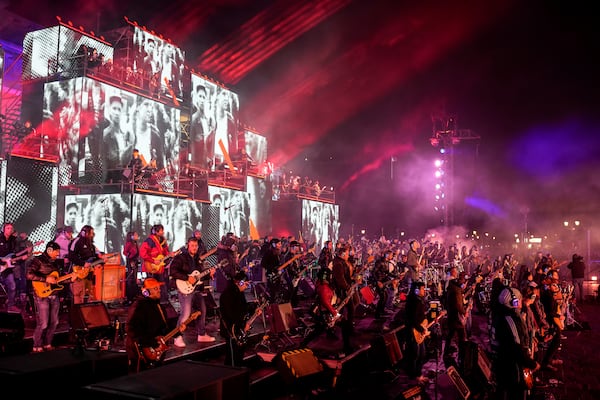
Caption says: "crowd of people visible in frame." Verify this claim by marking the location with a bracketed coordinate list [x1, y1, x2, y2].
[0, 222, 590, 398]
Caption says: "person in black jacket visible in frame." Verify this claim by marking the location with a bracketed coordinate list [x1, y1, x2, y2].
[403, 281, 429, 385]
[219, 271, 252, 367]
[491, 287, 539, 400]
[27, 241, 64, 353]
[443, 267, 467, 367]
[126, 278, 176, 373]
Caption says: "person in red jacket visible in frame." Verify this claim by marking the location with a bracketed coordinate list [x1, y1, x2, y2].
[139, 224, 170, 302]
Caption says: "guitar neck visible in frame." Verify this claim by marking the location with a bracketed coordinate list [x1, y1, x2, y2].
[277, 254, 302, 271]
[163, 312, 199, 342]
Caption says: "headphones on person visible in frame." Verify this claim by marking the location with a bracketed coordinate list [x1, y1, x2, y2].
[507, 286, 520, 308]
[142, 287, 150, 297]
[151, 224, 163, 235]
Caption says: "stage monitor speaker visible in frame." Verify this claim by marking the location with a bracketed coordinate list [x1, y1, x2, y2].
[0, 311, 25, 347]
[71, 301, 111, 331]
[270, 302, 298, 333]
[371, 326, 403, 370]
[161, 301, 179, 327]
[438, 366, 470, 400]
[94, 265, 125, 301]
[274, 348, 324, 384]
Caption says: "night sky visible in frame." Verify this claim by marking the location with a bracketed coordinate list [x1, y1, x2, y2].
[3, 0, 599, 241]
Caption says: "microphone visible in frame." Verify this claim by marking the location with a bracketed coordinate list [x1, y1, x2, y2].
[224, 204, 232, 211]
[99, 197, 107, 203]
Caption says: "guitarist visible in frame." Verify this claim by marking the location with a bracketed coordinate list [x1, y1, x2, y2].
[331, 245, 355, 357]
[492, 287, 540, 399]
[27, 242, 65, 352]
[443, 267, 468, 367]
[372, 250, 395, 320]
[170, 237, 216, 347]
[139, 224, 170, 302]
[68, 225, 101, 304]
[219, 271, 252, 367]
[403, 281, 429, 385]
[261, 238, 283, 302]
[125, 278, 173, 373]
[0, 222, 22, 312]
[282, 240, 303, 307]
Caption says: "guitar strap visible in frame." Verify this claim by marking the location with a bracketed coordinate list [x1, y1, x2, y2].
[156, 303, 167, 325]
[150, 235, 164, 251]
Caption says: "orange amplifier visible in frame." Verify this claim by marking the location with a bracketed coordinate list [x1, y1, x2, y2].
[94, 265, 125, 301]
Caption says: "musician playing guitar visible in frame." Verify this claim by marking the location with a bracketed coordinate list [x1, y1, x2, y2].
[27, 242, 66, 352]
[126, 278, 177, 373]
[404, 281, 431, 385]
[330, 245, 356, 357]
[443, 267, 469, 363]
[406, 240, 424, 289]
[219, 271, 252, 367]
[139, 224, 171, 302]
[68, 225, 102, 304]
[170, 237, 217, 347]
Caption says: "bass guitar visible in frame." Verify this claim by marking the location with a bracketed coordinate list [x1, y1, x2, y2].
[175, 259, 228, 295]
[414, 310, 447, 345]
[327, 282, 360, 328]
[231, 300, 269, 346]
[137, 311, 201, 364]
[200, 246, 218, 261]
[32, 270, 77, 298]
[72, 258, 106, 279]
[144, 249, 182, 274]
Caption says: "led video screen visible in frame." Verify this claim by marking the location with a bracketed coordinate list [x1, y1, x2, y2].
[189, 73, 240, 171]
[208, 186, 250, 240]
[247, 176, 271, 239]
[301, 200, 340, 253]
[41, 77, 181, 185]
[22, 25, 113, 81]
[1, 156, 58, 252]
[63, 193, 130, 263]
[243, 130, 268, 166]
[132, 27, 185, 102]
[130, 193, 204, 252]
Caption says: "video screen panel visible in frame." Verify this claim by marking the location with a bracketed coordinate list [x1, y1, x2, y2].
[1, 157, 58, 252]
[243, 130, 268, 166]
[301, 200, 340, 253]
[132, 27, 185, 102]
[41, 77, 181, 185]
[22, 25, 113, 81]
[247, 176, 272, 239]
[208, 186, 250, 240]
[130, 193, 203, 252]
[189, 73, 240, 171]
[64, 193, 130, 263]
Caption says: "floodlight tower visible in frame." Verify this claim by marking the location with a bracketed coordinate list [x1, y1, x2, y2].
[430, 115, 480, 228]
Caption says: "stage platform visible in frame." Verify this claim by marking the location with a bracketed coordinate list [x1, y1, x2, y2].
[2, 288, 597, 399]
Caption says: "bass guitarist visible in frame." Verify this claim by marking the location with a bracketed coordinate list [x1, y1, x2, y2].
[27, 242, 65, 352]
[125, 278, 175, 373]
[330, 245, 356, 357]
[219, 271, 252, 367]
[140, 224, 171, 302]
[169, 237, 216, 347]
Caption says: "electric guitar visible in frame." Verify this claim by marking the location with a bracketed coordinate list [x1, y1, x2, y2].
[175, 259, 228, 295]
[200, 246, 217, 261]
[292, 261, 316, 288]
[414, 310, 447, 345]
[32, 270, 77, 297]
[137, 311, 201, 364]
[0, 241, 44, 273]
[327, 282, 360, 328]
[144, 249, 182, 274]
[231, 300, 269, 346]
[72, 258, 106, 279]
